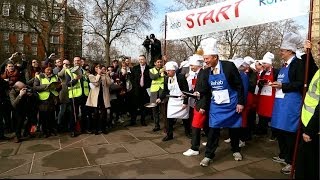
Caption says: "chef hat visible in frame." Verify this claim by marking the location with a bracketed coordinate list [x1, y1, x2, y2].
[232, 58, 245, 69]
[244, 56, 255, 65]
[260, 52, 274, 64]
[295, 50, 305, 59]
[200, 38, 219, 55]
[165, 61, 178, 71]
[280, 32, 302, 52]
[179, 60, 189, 68]
[250, 63, 256, 71]
[189, 54, 204, 66]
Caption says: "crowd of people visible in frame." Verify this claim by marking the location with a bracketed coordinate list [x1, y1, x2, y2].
[0, 32, 319, 179]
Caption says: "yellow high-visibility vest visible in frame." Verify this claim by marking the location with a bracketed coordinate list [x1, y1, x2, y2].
[150, 67, 164, 92]
[301, 69, 320, 127]
[65, 69, 90, 98]
[37, 75, 59, 101]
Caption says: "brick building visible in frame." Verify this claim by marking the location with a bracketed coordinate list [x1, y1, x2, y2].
[0, 0, 83, 64]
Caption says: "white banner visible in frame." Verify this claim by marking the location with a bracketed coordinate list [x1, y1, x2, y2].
[166, 0, 309, 40]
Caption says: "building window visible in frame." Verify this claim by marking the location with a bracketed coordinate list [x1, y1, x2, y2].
[30, 5, 38, 19]
[50, 36, 59, 44]
[18, 33, 24, 42]
[18, 4, 25, 16]
[2, 3, 10, 16]
[4, 44, 10, 53]
[8, 22, 14, 30]
[31, 34, 37, 44]
[3, 32, 9, 41]
[32, 46, 37, 55]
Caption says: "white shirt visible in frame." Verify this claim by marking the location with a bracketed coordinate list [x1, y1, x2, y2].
[211, 60, 221, 74]
[284, 56, 295, 67]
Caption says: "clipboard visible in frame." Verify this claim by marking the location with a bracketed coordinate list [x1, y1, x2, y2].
[47, 82, 61, 90]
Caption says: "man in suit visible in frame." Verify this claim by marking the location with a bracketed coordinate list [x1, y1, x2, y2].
[129, 55, 152, 126]
[195, 38, 245, 167]
[270, 32, 305, 175]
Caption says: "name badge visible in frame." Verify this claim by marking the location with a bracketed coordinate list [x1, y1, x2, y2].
[275, 88, 285, 98]
[212, 89, 230, 104]
[260, 85, 272, 96]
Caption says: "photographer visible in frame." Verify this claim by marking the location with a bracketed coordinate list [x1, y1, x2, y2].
[143, 34, 162, 67]
[9, 81, 38, 143]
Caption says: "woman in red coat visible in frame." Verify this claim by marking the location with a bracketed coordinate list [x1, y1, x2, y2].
[256, 52, 279, 137]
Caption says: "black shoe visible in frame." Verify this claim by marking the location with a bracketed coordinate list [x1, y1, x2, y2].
[45, 133, 50, 138]
[141, 122, 147, 126]
[126, 122, 136, 127]
[162, 136, 173, 141]
[70, 132, 79, 138]
[152, 127, 161, 132]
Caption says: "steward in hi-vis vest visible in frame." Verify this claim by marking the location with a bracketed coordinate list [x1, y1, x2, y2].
[295, 69, 319, 180]
[33, 66, 60, 138]
[149, 58, 165, 132]
[65, 57, 91, 137]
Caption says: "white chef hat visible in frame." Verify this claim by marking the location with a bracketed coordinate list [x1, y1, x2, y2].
[260, 52, 274, 64]
[244, 56, 255, 65]
[280, 32, 302, 52]
[200, 38, 219, 55]
[250, 63, 256, 71]
[179, 60, 189, 68]
[232, 58, 245, 69]
[165, 61, 178, 71]
[189, 54, 204, 66]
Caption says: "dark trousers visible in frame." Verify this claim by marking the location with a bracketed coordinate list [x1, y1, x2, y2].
[191, 127, 201, 151]
[80, 96, 91, 132]
[91, 106, 110, 133]
[130, 88, 149, 124]
[13, 111, 28, 139]
[276, 129, 296, 164]
[295, 136, 319, 179]
[68, 98, 80, 133]
[39, 110, 55, 135]
[152, 107, 160, 128]
[257, 115, 270, 135]
[205, 128, 241, 159]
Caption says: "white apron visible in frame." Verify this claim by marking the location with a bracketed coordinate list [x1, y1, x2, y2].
[167, 76, 189, 119]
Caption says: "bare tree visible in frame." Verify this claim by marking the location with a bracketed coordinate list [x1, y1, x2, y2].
[165, 40, 190, 63]
[80, 0, 154, 65]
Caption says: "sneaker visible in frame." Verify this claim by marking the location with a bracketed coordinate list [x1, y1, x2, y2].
[202, 142, 207, 146]
[233, 152, 243, 161]
[269, 136, 277, 142]
[200, 157, 211, 167]
[272, 156, 286, 165]
[239, 140, 246, 147]
[183, 149, 199, 156]
[280, 164, 292, 175]
[224, 138, 231, 143]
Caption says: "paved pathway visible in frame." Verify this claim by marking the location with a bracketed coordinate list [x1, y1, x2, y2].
[0, 119, 289, 179]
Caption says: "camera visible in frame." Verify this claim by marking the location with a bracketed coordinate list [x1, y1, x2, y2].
[26, 88, 33, 93]
[142, 36, 151, 47]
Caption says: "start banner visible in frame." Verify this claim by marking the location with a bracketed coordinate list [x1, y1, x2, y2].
[166, 0, 309, 40]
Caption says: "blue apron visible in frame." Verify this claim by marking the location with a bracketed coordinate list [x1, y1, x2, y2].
[240, 71, 249, 104]
[208, 62, 242, 128]
[271, 59, 302, 132]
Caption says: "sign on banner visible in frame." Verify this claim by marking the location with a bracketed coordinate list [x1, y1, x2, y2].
[166, 0, 310, 40]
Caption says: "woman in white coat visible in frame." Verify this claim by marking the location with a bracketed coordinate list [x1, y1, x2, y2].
[86, 64, 112, 134]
